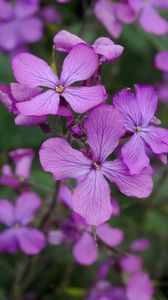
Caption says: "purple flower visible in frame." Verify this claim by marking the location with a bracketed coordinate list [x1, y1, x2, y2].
[0, 148, 34, 188]
[41, 6, 62, 25]
[113, 84, 168, 175]
[40, 105, 153, 225]
[120, 255, 143, 274]
[54, 30, 124, 63]
[0, 192, 45, 254]
[0, 0, 43, 53]
[12, 44, 107, 116]
[155, 51, 168, 72]
[94, 0, 136, 39]
[131, 238, 150, 251]
[129, 0, 168, 35]
[126, 272, 154, 300]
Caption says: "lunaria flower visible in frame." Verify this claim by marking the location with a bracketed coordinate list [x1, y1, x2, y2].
[129, 0, 168, 35]
[12, 44, 107, 116]
[54, 30, 124, 62]
[0, 148, 34, 188]
[113, 84, 168, 175]
[94, 0, 136, 39]
[40, 105, 153, 226]
[48, 185, 124, 265]
[0, 192, 45, 254]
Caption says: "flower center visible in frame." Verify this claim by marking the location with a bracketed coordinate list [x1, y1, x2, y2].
[136, 126, 141, 132]
[92, 162, 100, 170]
[56, 85, 64, 93]
[14, 222, 20, 228]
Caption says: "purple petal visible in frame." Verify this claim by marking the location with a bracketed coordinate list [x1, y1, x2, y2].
[84, 105, 125, 162]
[0, 228, 18, 253]
[15, 192, 41, 225]
[19, 18, 43, 44]
[131, 238, 150, 251]
[115, 3, 137, 23]
[15, 114, 47, 126]
[142, 126, 168, 154]
[93, 37, 124, 62]
[42, 6, 62, 24]
[0, 83, 17, 114]
[9, 148, 34, 179]
[16, 90, 60, 116]
[102, 159, 153, 198]
[111, 198, 120, 216]
[126, 272, 154, 300]
[54, 30, 84, 52]
[10, 83, 42, 102]
[113, 88, 141, 132]
[120, 255, 143, 274]
[0, 200, 14, 226]
[153, 0, 168, 8]
[15, 0, 40, 18]
[97, 223, 124, 247]
[48, 230, 65, 245]
[16, 227, 46, 255]
[60, 43, 98, 86]
[59, 185, 72, 208]
[0, 0, 13, 21]
[0, 21, 18, 51]
[128, 0, 144, 12]
[12, 53, 58, 88]
[72, 170, 112, 226]
[121, 134, 150, 175]
[39, 137, 91, 180]
[63, 85, 107, 113]
[140, 6, 168, 35]
[134, 84, 158, 125]
[73, 232, 98, 265]
[94, 0, 123, 39]
[155, 51, 168, 72]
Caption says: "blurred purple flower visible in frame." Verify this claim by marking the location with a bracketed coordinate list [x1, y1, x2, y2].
[126, 272, 154, 300]
[94, 0, 136, 39]
[54, 30, 124, 62]
[113, 84, 168, 174]
[0, 0, 43, 53]
[131, 238, 150, 251]
[13, 44, 107, 116]
[120, 255, 143, 274]
[41, 6, 62, 25]
[155, 51, 168, 72]
[0, 148, 34, 188]
[40, 105, 153, 225]
[0, 192, 45, 254]
[129, 0, 168, 35]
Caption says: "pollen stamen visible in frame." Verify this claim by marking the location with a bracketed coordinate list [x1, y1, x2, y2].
[92, 162, 100, 170]
[56, 85, 64, 93]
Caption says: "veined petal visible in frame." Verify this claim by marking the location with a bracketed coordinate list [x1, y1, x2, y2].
[0, 200, 14, 226]
[54, 30, 84, 52]
[62, 85, 107, 113]
[93, 37, 124, 62]
[84, 105, 125, 162]
[113, 88, 141, 131]
[102, 159, 153, 198]
[16, 90, 60, 116]
[39, 137, 91, 180]
[72, 170, 112, 226]
[60, 44, 98, 86]
[134, 84, 158, 125]
[140, 7, 168, 35]
[10, 83, 42, 102]
[16, 227, 45, 255]
[121, 134, 150, 175]
[142, 126, 168, 154]
[97, 223, 124, 247]
[15, 192, 41, 225]
[12, 53, 58, 88]
[73, 232, 98, 265]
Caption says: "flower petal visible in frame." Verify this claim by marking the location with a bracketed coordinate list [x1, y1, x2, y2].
[155, 51, 168, 72]
[131, 238, 150, 252]
[126, 272, 154, 300]
[113, 88, 141, 132]
[60, 43, 98, 86]
[84, 105, 125, 162]
[16, 90, 60, 116]
[72, 170, 112, 226]
[0, 83, 17, 114]
[48, 230, 65, 245]
[142, 126, 168, 154]
[16, 227, 46, 255]
[9, 148, 34, 179]
[12, 53, 58, 88]
[15, 114, 47, 126]
[73, 232, 98, 265]
[120, 255, 143, 274]
[92, 37, 124, 62]
[63, 85, 107, 113]
[121, 134, 150, 175]
[54, 30, 84, 52]
[140, 6, 168, 35]
[10, 83, 42, 101]
[15, 192, 41, 225]
[97, 223, 124, 247]
[0, 229, 18, 253]
[39, 137, 91, 180]
[134, 84, 158, 125]
[102, 159, 153, 198]
[0, 200, 14, 226]
[59, 184, 72, 208]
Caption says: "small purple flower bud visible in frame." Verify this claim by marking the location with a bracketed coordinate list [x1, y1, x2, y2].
[71, 124, 83, 138]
